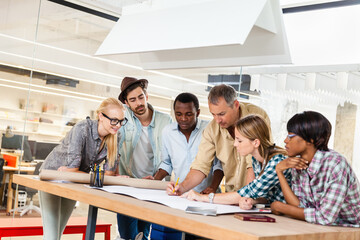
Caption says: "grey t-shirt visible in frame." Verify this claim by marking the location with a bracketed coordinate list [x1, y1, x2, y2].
[41, 117, 118, 173]
[131, 126, 154, 178]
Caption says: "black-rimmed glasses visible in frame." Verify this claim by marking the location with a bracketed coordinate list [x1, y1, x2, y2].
[102, 113, 128, 126]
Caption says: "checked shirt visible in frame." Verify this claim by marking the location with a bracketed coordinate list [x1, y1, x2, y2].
[237, 154, 291, 203]
[292, 149, 360, 227]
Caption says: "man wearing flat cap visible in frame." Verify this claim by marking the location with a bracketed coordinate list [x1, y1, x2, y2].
[117, 77, 172, 240]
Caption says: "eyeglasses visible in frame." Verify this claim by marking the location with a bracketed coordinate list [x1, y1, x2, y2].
[102, 113, 128, 126]
[286, 133, 297, 140]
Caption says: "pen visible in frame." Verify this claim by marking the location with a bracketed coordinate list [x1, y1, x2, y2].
[96, 164, 99, 187]
[99, 166, 102, 187]
[172, 177, 179, 193]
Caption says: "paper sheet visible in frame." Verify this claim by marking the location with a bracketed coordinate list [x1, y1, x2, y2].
[98, 185, 269, 215]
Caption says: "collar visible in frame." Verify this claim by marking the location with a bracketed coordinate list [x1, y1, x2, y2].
[173, 118, 201, 132]
[219, 125, 233, 140]
[238, 101, 249, 118]
[306, 150, 324, 176]
[87, 117, 101, 141]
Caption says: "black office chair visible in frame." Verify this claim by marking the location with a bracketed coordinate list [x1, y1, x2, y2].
[0, 158, 4, 206]
[10, 162, 43, 216]
[0, 158, 4, 188]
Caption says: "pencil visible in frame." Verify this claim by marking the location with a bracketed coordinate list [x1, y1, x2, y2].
[172, 177, 180, 193]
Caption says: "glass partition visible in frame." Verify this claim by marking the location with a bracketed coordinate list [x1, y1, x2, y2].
[1, 0, 359, 224]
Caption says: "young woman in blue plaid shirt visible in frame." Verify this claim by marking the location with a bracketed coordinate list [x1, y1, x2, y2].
[183, 115, 292, 209]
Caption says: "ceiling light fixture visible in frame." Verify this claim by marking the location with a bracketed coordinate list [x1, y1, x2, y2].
[0, 33, 259, 99]
[0, 82, 175, 113]
[0, 78, 104, 99]
[0, 82, 103, 102]
[0, 52, 177, 100]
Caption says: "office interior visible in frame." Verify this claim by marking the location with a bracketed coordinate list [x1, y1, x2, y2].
[0, 0, 360, 230]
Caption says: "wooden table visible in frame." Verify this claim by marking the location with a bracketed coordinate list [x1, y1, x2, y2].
[13, 174, 360, 240]
[1, 166, 35, 214]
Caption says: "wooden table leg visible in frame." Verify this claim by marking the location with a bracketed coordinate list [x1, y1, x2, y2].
[6, 172, 14, 215]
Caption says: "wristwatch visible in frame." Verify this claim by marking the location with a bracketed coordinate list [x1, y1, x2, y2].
[208, 193, 215, 204]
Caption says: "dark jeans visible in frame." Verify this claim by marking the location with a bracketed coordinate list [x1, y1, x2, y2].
[117, 213, 151, 240]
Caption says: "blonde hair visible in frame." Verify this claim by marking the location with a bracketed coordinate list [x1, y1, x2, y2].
[96, 98, 124, 167]
[235, 115, 287, 176]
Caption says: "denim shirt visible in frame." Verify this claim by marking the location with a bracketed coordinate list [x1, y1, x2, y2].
[118, 104, 172, 177]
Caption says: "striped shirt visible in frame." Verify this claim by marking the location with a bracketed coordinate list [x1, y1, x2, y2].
[238, 154, 291, 203]
[292, 149, 360, 227]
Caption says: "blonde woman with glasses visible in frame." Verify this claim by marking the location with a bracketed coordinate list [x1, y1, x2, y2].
[40, 98, 127, 240]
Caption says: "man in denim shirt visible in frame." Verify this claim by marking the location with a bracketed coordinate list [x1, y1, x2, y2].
[117, 77, 172, 240]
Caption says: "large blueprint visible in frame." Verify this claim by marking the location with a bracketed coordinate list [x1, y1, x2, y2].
[99, 185, 269, 215]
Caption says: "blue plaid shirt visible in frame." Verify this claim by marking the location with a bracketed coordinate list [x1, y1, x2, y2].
[237, 154, 291, 203]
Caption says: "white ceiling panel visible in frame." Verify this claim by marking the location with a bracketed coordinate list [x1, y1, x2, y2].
[96, 0, 292, 69]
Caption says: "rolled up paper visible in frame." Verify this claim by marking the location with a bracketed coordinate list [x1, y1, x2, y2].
[39, 169, 168, 190]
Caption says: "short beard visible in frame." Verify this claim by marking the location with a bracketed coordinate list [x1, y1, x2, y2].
[131, 105, 146, 115]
